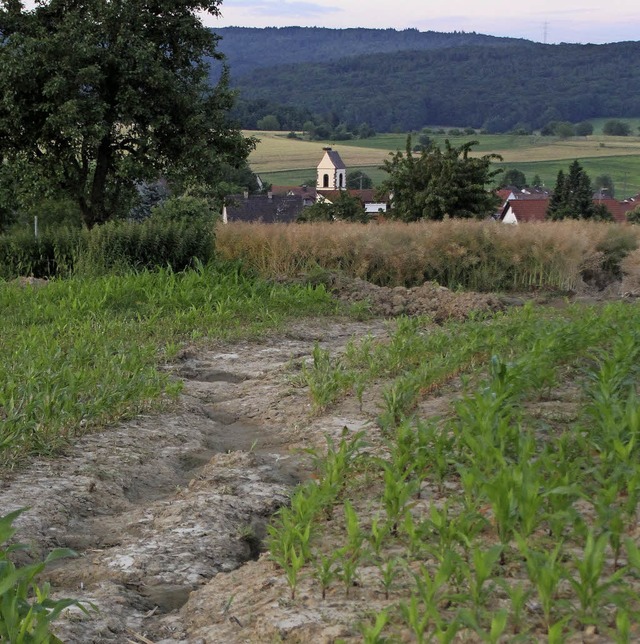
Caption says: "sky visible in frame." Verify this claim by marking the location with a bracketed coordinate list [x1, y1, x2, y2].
[205, 0, 639, 44]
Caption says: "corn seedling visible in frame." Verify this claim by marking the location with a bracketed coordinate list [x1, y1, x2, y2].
[0, 509, 92, 643]
[568, 529, 627, 626]
[378, 557, 401, 600]
[359, 609, 389, 644]
[516, 534, 566, 632]
[462, 544, 503, 621]
[380, 461, 418, 536]
[302, 342, 354, 411]
[313, 551, 340, 600]
[367, 514, 391, 559]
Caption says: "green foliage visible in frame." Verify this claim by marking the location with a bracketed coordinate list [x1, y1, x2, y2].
[576, 121, 594, 136]
[256, 114, 281, 130]
[594, 174, 615, 197]
[541, 121, 575, 138]
[297, 192, 368, 223]
[380, 137, 502, 221]
[626, 204, 640, 224]
[547, 160, 595, 220]
[0, 509, 90, 643]
[500, 168, 526, 189]
[594, 226, 638, 277]
[226, 30, 640, 132]
[0, 0, 252, 227]
[0, 264, 334, 466]
[0, 216, 216, 279]
[346, 171, 373, 190]
[603, 120, 632, 136]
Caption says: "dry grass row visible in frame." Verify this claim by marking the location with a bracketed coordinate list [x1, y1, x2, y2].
[216, 220, 640, 292]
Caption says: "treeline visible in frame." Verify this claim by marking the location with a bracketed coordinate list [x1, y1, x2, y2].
[212, 26, 521, 79]
[222, 35, 640, 133]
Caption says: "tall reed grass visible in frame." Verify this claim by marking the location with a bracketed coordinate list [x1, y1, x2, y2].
[216, 220, 640, 292]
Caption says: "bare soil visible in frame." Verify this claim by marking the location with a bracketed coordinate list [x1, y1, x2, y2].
[2, 279, 632, 643]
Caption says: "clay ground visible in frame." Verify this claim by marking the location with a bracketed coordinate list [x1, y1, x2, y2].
[3, 317, 396, 643]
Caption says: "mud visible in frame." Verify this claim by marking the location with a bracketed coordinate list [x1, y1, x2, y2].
[2, 318, 392, 643]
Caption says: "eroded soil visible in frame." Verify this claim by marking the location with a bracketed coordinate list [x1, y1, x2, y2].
[3, 317, 396, 643]
[4, 278, 633, 643]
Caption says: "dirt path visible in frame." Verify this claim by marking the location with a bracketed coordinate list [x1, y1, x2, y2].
[1, 318, 390, 643]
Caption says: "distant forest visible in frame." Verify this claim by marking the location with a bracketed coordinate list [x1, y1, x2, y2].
[210, 27, 640, 133]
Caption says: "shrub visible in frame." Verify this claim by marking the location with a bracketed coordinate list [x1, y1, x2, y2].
[0, 216, 215, 279]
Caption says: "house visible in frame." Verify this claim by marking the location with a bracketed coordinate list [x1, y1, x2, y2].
[498, 194, 638, 224]
[499, 198, 550, 224]
[222, 192, 305, 223]
[270, 184, 317, 207]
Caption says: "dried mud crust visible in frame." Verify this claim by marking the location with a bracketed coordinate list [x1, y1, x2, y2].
[2, 318, 394, 643]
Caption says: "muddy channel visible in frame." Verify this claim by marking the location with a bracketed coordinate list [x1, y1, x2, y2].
[1, 318, 390, 643]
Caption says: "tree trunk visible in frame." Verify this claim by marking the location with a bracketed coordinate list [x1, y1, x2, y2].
[83, 136, 113, 228]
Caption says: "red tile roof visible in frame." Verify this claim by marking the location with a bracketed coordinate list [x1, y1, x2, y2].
[501, 199, 549, 222]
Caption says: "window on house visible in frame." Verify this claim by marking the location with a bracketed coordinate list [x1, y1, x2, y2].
[323, 174, 329, 188]
[339, 173, 343, 188]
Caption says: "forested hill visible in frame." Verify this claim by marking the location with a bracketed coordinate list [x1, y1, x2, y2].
[214, 26, 524, 78]
[212, 27, 640, 133]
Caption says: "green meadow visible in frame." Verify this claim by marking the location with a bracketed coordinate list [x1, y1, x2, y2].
[253, 129, 640, 197]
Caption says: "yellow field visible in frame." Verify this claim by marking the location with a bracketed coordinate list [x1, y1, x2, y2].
[246, 131, 396, 172]
[247, 130, 640, 172]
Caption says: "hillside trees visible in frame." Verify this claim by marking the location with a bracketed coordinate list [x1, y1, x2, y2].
[380, 137, 501, 221]
[0, 0, 253, 227]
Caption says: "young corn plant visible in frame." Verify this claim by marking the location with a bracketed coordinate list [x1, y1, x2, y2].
[462, 544, 503, 622]
[516, 534, 567, 635]
[567, 529, 627, 627]
[359, 609, 389, 644]
[302, 342, 354, 412]
[380, 461, 418, 536]
[313, 551, 339, 600]
[0, 509, 91, 644]
[378, 557, 401, 600]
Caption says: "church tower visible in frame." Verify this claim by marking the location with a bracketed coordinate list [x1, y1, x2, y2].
[316, 147, 346, 191]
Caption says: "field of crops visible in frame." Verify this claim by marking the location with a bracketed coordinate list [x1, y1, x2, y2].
[250, 130, 640, 196]
[268, 300, 640, 641]
[0, 265, 335, 469]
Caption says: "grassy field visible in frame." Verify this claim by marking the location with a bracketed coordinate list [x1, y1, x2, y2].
[250, 129, 640, 197]
[0, 265, 336, 469]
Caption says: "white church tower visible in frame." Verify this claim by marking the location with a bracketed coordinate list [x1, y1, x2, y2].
[316, 147, 346, 191]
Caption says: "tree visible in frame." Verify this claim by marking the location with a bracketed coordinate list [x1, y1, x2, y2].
[256, 114, 281, 130]
[575, 121, 594, 136]
[501, 169, 527, 189]
[380, 137, 502, 221]
[602, 120, 631, 136]
[346, 171, 373, 190]
[531, 174, 543, 188]
[0, 0, 253, 227]
[297, 192, 368, 223]
[627, 205, 640, 224]
[547, 160, 594, 220]
[594, 174, 615, 198]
